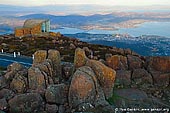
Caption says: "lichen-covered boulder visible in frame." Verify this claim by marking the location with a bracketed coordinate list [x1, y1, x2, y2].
[147, 56, 170, 73]
[132, 69, 153, 87]
[4, 63, 25, 81]
[45, 104, 58, 113]
[69, 66, 98, 108]
[10, 73, 28, 93]
[86, 60, 116, 99]
[9, 93, 44, 113]
[127, 55, 143, 70]
[48, 49, 61, 78]
[74, 48, 88, 68]
[33, 50, 47, 64]
[150, 71, 169, 88]
[116, 70, 131, 86]
[0, 89, 14, 100]
[106, 55, 128, 70]
[45, 84, 68, 104]
[28, 67, 46, 94]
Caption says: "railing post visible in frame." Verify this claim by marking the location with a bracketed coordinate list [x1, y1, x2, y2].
[14, 52, 16, 58]
[18, 52, 21, 56]
[32, 54, 34, 59]
[1, 49, 3, 53]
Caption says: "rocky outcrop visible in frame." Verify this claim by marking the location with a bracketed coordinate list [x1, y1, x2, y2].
[106, 55, 128, 70]
[0, 48, 170, 113]
[28, 67, 46, 94]
[74, 48, 88, 68]
[33, 50, 47, 64]
[132, 69, 153, 87]
[48, 49, 61, 80]
[86, 60, 116, 99]
[69, 66, 98, 109]
[127, 55, 143, 70]
[147, 56, 170, 73]
[9, 93, 44, 113]
[45, 84, 68, 104]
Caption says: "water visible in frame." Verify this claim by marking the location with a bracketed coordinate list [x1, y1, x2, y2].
[52, 22, 170, 38]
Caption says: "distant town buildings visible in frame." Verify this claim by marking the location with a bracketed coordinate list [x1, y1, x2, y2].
[15, 19, 50, 37]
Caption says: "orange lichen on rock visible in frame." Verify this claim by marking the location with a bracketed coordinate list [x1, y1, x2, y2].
[86, 60, 116, 99]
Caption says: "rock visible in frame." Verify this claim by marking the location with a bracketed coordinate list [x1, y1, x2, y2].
[45, 84, 68, 104]
[132, 69, 153, 87]
[50, 32, 61, 37]
[45, 104, 58, 113]
[69, 66, 98, 108]
[113, 88, 148, 108]
[28, 67, 46, 94]
[0, 98, 8, 111]
[124, 48, 132, 55]
[34, 61, 54, 85]
[0, 76, 7, 89]
[58, 105, 65, 113]
[106, 55, 128, 70]
[74, 48, 88, 68]
[127, 55, 143, 70]
[151, 71, 169, 88]
[0, 89, 14, 100]
[3, 71, 14, 81]
[47, 49, 61, 78]
[83, 47, 91, 53]
[4, 62, 26, 81]
[147, 57, 170, 73]
[62, 63, 74, 81]
[116, 70, 131, 86]
[86, 60, 116, 99]
[9, 93, 44, 113]
[7, 62, 24, 72]
[70, 43, 76, 49]
[33, 50, 47, 64]
[10, 72, 28, 93]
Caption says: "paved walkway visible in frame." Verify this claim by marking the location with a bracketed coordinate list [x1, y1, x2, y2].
[0, 53, 32, 67]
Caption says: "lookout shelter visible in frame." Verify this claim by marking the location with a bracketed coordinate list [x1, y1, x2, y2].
[15, 19, 50, 37]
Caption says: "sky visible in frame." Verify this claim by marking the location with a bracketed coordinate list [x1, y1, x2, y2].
[0, 0, 170, 6]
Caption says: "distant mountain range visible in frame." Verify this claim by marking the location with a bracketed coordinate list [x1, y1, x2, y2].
[0, 4, 170, 32]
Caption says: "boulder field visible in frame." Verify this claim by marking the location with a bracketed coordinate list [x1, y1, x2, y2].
[0, 48, 169, 113]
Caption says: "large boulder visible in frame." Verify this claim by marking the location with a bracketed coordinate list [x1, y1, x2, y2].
[7, 62, 25, 72]
[86, 60, 116, 99]
[147, 57, 170, 73]
[74, 48, 88, 68]
[33, 50, 47, 64]
[45, 104, 58, 113]
[116, 70, 131, 86]
[48, 50, 61, 79]
[9, 93, 44, 113]
[106, 55, 128, 70]
[150, 71, 169, 88]
[69, 66, 98, 109]
[0, 89, 14, 100]
[127, 55, 143, 70]
[45, 84, 68, 104]
[10, 72, 28, 93]
[28, 67, 46, 94]
[4, 63, 25, 81]
[132, 69, 153, 87]
[34, 60, 54, 86]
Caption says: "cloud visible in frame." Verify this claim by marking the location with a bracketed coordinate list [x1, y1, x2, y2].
[0, 0, 170, 6]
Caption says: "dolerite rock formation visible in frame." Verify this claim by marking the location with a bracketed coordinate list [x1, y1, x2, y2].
[0, 48, 170, 113]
